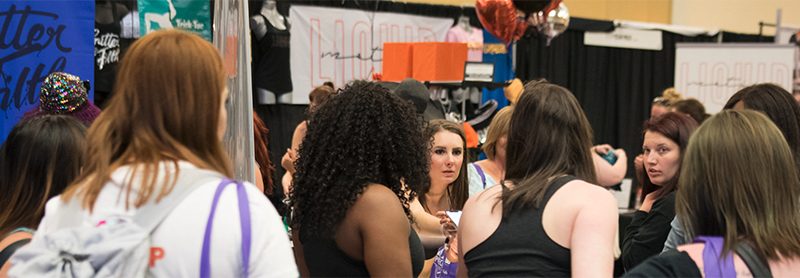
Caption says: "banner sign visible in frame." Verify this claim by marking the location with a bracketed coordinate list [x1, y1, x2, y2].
[0, 2, 94, 143]
[290, 6, 453, 104]
[139, 0, 211, 41]
[584, 28, 663, 51]
[675, 43, 795, 113]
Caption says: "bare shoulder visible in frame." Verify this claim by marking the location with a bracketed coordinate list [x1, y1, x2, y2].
[296, 121, 308, 135]
[462, 183, 503, 226]
[561, 179, 616, 203]
[352, 184, 405, 219]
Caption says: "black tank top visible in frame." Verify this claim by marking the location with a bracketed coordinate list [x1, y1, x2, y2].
[300, 223, 424, 277]
[251, 15, 292, 95]
[463, 175, 576, 277]
[94, 3, 121, 107]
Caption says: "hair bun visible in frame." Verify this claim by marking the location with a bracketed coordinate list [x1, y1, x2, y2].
[662, 88, 683, 103]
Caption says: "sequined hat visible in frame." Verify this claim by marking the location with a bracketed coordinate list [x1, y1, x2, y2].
[39, 72, 89, 114]
[22, 72, 101, 126]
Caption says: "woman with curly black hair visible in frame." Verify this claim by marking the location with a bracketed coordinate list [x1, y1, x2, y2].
[290, 80, 429, 277]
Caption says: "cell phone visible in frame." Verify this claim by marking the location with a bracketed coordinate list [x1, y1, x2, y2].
[445, 210, 462, 228]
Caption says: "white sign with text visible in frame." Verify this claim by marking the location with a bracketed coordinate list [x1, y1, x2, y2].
[584, 28, 663, 51]
[290, 6, 453, 104]
[674, 44, 795, 113]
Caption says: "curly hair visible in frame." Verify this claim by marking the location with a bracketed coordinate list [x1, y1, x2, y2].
[289, 80, 430, 236]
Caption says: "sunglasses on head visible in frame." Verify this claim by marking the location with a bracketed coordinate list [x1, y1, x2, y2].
[653, 97, 671, 106]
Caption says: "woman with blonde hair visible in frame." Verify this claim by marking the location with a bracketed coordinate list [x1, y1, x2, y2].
[467, 107, 511, 195]
[625, 110, 800, 277]
[11, 30, 296, 277]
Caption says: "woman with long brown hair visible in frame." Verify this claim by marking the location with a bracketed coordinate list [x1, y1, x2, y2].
[21, 30, 296, 277]
[625, 110, 800, 277]
[456, 80, 618, 277]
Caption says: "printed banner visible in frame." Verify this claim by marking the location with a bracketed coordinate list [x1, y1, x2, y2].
[0, 2, 94, 143]
[138, 0, 211, 41]
[674, 43, 795, 114]
[290, 6, 453, 104]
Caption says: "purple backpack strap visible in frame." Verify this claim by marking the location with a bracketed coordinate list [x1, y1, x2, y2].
[473, 163, 487, 189]
[694, 236, 736, 278]
[200, 178, 252, 278]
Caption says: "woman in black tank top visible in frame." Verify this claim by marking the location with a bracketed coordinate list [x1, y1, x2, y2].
[290, 81, 427, 277]
[456, 80, 619, 277]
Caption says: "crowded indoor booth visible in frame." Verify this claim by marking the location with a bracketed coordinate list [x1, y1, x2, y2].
[2, 0, 800, 277]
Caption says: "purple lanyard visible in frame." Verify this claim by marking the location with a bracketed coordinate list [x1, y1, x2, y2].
[200, 178, 252, 278]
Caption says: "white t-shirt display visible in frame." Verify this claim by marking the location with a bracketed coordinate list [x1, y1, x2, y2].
[35, 161, 298, 278]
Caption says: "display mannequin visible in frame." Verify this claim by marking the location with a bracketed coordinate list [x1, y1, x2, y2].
[457, 15, 471, 33]
[250, 0, 293, 104]
[95, 0, 128, 109]
[445, 13, 482, 62]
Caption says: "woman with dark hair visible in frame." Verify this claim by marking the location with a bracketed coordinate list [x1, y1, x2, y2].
[625, 110, 800, 277]
[662, 83, 800, 252]
[414, 119, 469, 278]
[623, 112, 698, 270]
[456, 80, 618, 277]
[671, 99, 710, 124]
[290, 80, 428, 277]
[0, 116, 87, 276]
[419, 119, 469, 215]
[281, 81, 335, 195]
[724, 83, 800, 165]
[16, 30, 296, 277]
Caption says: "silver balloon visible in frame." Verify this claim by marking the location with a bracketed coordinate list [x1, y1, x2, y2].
[528, 3, 570, 46]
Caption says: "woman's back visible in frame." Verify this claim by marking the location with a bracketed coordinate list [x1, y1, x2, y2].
[300, 184, 424, 277]
[458, 176, 618, 277]
[35, 162, 297, 277]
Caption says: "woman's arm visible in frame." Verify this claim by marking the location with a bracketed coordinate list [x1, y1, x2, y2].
[570, 186, 618, 277]
[592, 145, 628, 186]
[281, 122, 306, 195]
[357, 186, 415, 277]
[291, 229, 310, 278]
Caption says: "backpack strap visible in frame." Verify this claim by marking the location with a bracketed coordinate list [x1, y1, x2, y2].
[694, 235, 736, 278]
[473, 163, 487, 189]
[0, 238, 31, 267]
[53, 167, 225, 232]
[200, 179, 251, 278]
[735, 242, 773, 278]
[133, 168, 225, 232]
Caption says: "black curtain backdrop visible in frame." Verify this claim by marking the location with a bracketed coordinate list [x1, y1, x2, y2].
[515, 29, 771, 184]
[254, 0, 774, 211]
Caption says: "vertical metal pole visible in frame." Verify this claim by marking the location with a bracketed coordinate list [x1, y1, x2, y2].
[213, 0, 255, 183]
[776, 9, 782, 44]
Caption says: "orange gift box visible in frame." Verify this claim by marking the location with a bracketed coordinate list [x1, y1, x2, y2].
[412, 42, 468, 82]
[382, 43, 413, 82]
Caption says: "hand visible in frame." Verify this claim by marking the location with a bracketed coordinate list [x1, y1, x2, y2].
[281, 148, 298, 174]
[634, 154, 643, 172]
[613, 148, 627, 159]
[592, 144, 614, 155]
[639, 193, 657, 213]
[435, 211, 457, 239]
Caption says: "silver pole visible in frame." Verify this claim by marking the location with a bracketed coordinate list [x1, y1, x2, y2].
[776, 8, 782, 44]
[213, 0, 255, 183]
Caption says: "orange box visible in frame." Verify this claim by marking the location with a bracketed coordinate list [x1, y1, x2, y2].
[412, 42, 468, 82]
[382, 43, 413, 82]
